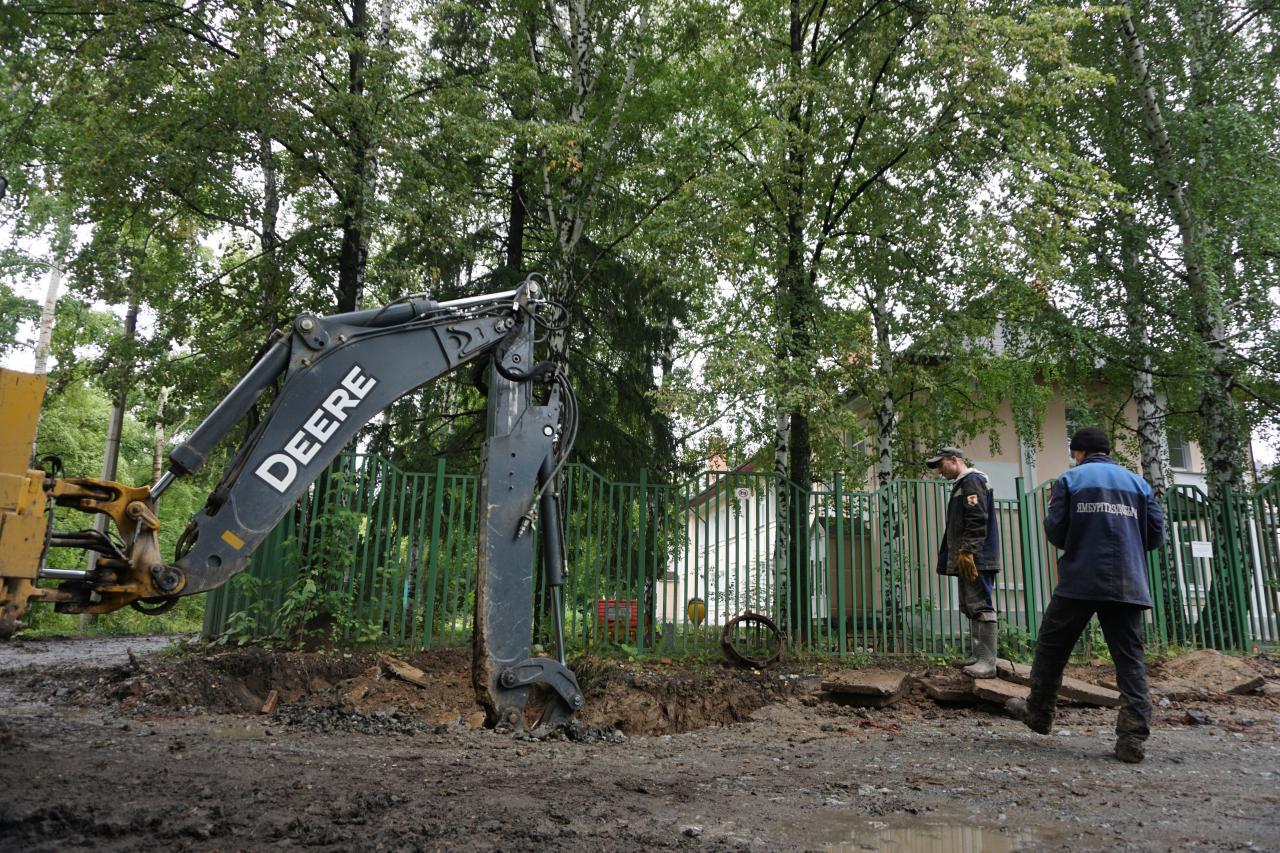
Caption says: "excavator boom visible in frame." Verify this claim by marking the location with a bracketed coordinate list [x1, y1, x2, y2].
[0, 277, 581, 732]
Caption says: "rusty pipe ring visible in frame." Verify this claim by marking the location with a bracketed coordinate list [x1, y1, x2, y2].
[721, 610, 786, 669]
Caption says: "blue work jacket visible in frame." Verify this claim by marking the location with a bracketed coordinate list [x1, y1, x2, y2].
[1043, 454, 1166, 608]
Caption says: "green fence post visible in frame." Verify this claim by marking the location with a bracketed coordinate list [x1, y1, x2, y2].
[1015, 477, 1037, 641]
[834, 472, 847, 656]
[1222, 490, 1250, 650]
[637, 467, 649, 652]
[1146, 488, 1170, 652]
[422, 457, 447, 645]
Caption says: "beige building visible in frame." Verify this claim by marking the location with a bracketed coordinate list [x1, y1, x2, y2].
[869, 395, 1213, 500]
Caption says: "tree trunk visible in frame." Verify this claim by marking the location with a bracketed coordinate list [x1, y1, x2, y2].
[82, 292, 140, 631]
[1119, 224, 1171, 497]
[773, 0, 815, 643]
[254, 1, 282, 332]
[872, 285, 895, 488]
[1120, 227, 1184, 640]
[33, 261, 61, 375]
[1118, 2, 1243, 498]
[869, 284, 902, 645]
[537, 1, 644, 367]
[506, 133, 528, 274]
[337, 0, 370, 314]
[1119, 2, 1247, 645]
[770, 411, 791, 632]
[152, 387, 169, 486]
[259, 130, 282, 329]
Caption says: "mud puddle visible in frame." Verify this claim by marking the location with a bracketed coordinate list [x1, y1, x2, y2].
[792, 812, 1052, 852]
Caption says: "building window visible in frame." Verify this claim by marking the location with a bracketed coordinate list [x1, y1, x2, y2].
[1168, 433, 1190, 470]
[1065, 405, 1100, 456]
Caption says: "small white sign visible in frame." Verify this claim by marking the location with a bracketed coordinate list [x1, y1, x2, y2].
[1190, 540, 1213, 559]
[735, 487, 752, 501]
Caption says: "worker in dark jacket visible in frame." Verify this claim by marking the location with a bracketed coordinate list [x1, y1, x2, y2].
[929, 447, 1001, 678]
[1007, 426, 1166, 763]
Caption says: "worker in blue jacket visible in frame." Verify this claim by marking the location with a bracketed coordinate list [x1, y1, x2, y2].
[1007, 426, 1166, 763]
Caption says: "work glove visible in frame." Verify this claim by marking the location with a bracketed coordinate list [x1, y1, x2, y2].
[957, 550, 978, 583]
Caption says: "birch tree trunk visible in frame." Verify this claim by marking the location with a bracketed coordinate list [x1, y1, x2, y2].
[151, 387, 169, 486]
[870, 284, 901, 642]
[28, 259, 62, 468]
[1118, 2, 1243, 498]
[1119, 1, 1249, 644]
[1119, 224, 1171, 497]
[337, 0, 373, 313]
[33, 261, 61, 375]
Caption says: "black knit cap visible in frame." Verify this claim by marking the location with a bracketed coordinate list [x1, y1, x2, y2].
[1069, 426, 1111, 454]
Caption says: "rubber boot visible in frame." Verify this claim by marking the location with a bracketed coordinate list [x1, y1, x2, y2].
[1005, 697, 1053, 734]
[961, 620, 997, 679]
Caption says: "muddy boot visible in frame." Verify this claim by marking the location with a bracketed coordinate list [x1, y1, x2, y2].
[1114, 739, 1145, 763]
[961, 620, 997, 679]
[1113, 706, 1148, 763]
[953, 620, 979, 668]
[1005, 697, 1053, 734]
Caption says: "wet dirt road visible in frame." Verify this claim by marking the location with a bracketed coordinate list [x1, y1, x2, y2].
[0, 635, 184, 673]
[1, 637, 1277, 851]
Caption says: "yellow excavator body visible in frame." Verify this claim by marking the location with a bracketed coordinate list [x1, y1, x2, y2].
[0, 368, 56, 636]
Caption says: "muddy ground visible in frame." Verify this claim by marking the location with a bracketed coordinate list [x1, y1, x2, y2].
[1, 637, 1277, 852]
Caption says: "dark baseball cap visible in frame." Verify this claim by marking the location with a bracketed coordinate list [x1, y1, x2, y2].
[925, 447, 965, 469]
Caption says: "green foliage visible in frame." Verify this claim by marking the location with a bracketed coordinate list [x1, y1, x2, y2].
[1078, 617, 1113, 664]
[999, 625, 1036, 663]
[219, 472, 382, 648]
[18, 596, 205, 638]
[0, 282, 39, 357]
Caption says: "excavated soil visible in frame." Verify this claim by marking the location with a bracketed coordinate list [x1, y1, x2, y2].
[2, 637, 1278, 851]
[10, 644, 807, 736]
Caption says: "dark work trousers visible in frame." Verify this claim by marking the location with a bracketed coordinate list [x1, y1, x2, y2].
[1029, 595, 1151, 743]
[958, 570, 997, 622]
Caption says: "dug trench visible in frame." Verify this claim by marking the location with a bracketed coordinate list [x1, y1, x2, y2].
[1, 638, 1278, 851]
[6, 645, 809, 736]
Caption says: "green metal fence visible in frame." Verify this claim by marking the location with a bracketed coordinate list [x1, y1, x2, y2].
[204, 453, 1280, 657]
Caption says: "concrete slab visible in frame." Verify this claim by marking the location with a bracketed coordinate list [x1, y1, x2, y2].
[972, 677, 1030, 704]
[996, 659, 1032, 681]
[995, 659, 1122, 707]
[820, 669, 911, 707]
[920, 672, 976, 703]
[821, 668, 910, 696]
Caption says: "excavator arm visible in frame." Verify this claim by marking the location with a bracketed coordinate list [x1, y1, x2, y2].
[0, 276, 582, 732]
